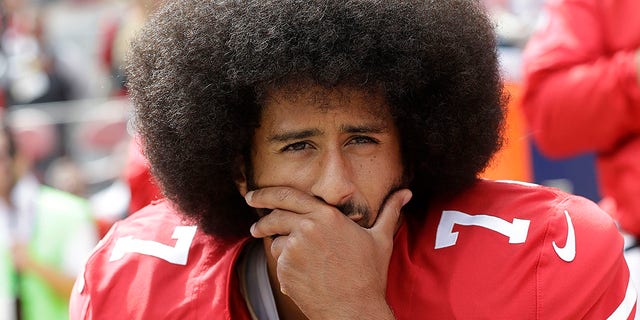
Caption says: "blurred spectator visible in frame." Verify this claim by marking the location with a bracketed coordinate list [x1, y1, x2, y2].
[5, 107, 57, 181]
[0, 116, 16, 320]
[522, 0, 640, 241]
[99, 0, 161, 96]
[0, 0, 73, 106]
[89, 135, 162, 238]
[45, 156, 87, 197]
[1, 0, 81, 186]
[0, 118, 98, 320]
[123, 136, 161, 215]
[98, 0, 163, 226]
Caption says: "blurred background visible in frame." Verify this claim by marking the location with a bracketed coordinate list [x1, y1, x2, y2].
[0, 1, 161, 318]
[1, 0, 161, 236]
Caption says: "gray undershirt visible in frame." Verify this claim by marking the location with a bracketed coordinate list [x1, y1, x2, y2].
[243, 242, 280, 320]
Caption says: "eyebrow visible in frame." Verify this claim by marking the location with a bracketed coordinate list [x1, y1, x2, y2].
[267, 124, 387, 143]
[268, 129, 322, 143]
[341, 124, 386, 134]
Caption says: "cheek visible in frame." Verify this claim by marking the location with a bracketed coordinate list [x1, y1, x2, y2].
[251, 155, 313, 188]
[368, 149, 404, 181]
[355, 153, 403, 197]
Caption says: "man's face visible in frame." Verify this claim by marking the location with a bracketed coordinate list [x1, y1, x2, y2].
[244, 85, 404, 227]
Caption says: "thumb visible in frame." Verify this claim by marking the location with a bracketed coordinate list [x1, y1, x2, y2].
[372, 189, 412, 239]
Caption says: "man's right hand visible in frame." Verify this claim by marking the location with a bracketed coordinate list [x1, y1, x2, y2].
[246, 186, 412, 319]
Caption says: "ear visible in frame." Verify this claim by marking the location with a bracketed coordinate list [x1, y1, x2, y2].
[234, 158, 249, 196]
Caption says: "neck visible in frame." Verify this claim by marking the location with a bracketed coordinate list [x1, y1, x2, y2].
[263, 239, 308, 320]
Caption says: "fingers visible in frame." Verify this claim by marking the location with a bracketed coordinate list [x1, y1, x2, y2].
[250, 209, 300, 238]
[245, 187, 324, 214]
[371, 189, 412, 239]
[246, 186, 332, 239]
[248, 186, 413, 241]
[269, 234, 289, 260]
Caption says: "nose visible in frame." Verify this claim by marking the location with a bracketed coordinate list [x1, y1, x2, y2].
[309, 149, 356, 206]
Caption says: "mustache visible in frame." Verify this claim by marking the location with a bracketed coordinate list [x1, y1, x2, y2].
[334, 199, 372, 228]
[335, 201, 371, 218]
[333, 182, 406, 219]
[254, 183, 406, 226]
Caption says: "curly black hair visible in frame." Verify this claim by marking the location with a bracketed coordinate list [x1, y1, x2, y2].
[126, 0, 506, 241]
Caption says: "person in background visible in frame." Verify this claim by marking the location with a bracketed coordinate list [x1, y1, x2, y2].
[71, 1, 635, 319]
[122, 136, 161, 215]
[0, 0, 73, 106]
[99, 0, 162, 97]
[0, 117, 16, 320]
[0, 118, 98, 320]
[522, 0, 640, 246]
[99, 0, 163, 221]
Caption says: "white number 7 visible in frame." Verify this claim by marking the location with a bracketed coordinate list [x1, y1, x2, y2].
[435, 210, 530, 249]
[109, 226, 197, 265]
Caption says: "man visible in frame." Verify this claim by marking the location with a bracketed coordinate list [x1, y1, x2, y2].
[70, 0, 636, 319]
[0, 119, 98, 320]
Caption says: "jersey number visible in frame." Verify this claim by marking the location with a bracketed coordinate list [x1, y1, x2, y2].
[109, 226, 197, 265]
[435, 210, 530, 249]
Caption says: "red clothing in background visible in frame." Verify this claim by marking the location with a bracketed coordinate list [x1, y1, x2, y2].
[124, 138, 162, 215]
[522, 0, 640, 236]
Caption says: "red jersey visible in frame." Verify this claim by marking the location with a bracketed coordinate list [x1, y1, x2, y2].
[70, 180, 636, 319]
[522, 0, 640, 237]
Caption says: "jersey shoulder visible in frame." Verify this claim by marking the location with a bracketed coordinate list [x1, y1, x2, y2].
[446, 179, 623, 252]
[70, 200, 250, 319]
[474, 179, 617, 232]
[409, 179, 634, 318]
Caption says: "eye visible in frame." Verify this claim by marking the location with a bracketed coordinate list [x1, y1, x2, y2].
[347, 136, 379, 145]
[280, 141, 313, 152]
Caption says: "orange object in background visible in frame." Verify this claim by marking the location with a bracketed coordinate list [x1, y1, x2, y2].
[482, 82, 533, 182]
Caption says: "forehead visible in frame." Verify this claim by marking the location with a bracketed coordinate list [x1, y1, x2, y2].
[260, 85, 392, 125]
